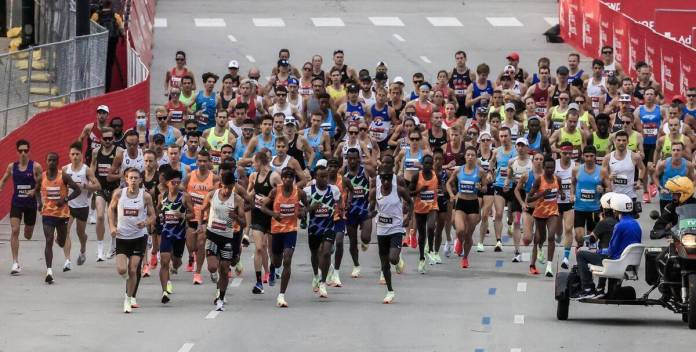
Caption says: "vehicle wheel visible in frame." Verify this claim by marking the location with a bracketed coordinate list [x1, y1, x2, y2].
[557, 297, 569, 320]
[689, 273, 696, 329]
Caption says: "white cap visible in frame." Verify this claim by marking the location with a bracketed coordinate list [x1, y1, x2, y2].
[411, 116, 421, 126]
[97, 105, 109, 113]
[600, 192, 615, 209]
[505, 102, 516, 111]
[568, 102, 580, 111]
[228, 60, 239, 69]
[619, 94, 632, 102]
[610, 193, 634, 213]
[284, 116, 297, 126]
[515, 137, 529, 146]
[316, 159, 328, 168]
[477, 131, 492, 142]
[504, 64, 516, 73]
[393, 76, 405, 84]
[376, 61, 388, 68]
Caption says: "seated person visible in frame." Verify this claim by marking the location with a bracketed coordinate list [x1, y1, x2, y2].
[652, 176, 696, 237]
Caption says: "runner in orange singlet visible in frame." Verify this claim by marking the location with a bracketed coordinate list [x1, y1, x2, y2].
[528, 155, 563, 277]
[40, 152, 81, 284]
[182, 150, 219, 284]
[411, 154, 439, 274]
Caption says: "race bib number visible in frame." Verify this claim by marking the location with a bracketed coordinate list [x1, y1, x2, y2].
[98, 163, 111, 177]
[643, 122, 658, 137]
[405, 159, 420, 170]
[420, 191, 435, 202]
[580, 189, 595, 200]
[17, 184, 31, 198]
[254, 194, 265, 208]
[378, 216, 393, 225]
[459, 180, 475, 194]
[315, 207, 330, 218]
[613, 175, 628, 185]
[190, 192, 205, 205]
[46, 186, 61, 200]
[123, 208, 139, 217]
[211, 220, 227, 232]
[280, 203, 295, 217]
[544, 189, 558, 200]
[561, 180, 571, 190]
[353, 187, 366, 199]
[197, 114, 209, 125]
[170, 111, 183, 123]
[164, 210, 180, 225]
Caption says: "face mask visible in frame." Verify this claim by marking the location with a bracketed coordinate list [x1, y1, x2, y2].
[136, 118, 147, 127]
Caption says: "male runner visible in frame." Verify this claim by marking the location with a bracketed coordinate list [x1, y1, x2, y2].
[342, 148, 376, 278]
[602, 130, 645, 219]
[555, 141, 576, 269]
[571, 146, 603, 249]
[654, 141, 694, 214]
[90, 128, 121, 261]
[505, 138, 533, 262]
[201, 110, 236, 170]
[489, 127, 517, 252]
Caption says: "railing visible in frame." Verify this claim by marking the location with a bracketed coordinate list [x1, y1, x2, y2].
[0, 21, 108, 137]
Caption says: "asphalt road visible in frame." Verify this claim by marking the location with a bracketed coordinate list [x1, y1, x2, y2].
[3, 1, 696, 351]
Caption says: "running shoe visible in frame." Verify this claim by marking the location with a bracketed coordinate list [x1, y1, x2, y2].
[418, 259, 426, 274]
[186, 262, 194, 272]
[10, 262, 21, 275]
[193, 273, 202, 285]
[561, 257, 569, 270]
[395, 255, 405, 274]
[476, 242, 485, 252]
[235, 262, 244, 276]
[537, 250, 546, 264]
[402, 236, 410, 247]
[312, 275, 320, 292]
[643, 192, 650, 203]
[433, 252, 443, 264]
[263, 272, 270, 284]
[107, 248, 116, 259]
[360, 242, 369, 252]
[142, 264, 150, 277]
[494, 240, 503, 252]
[170, 266, 178, 275]
[269, 273, 276, 286]
[318, 283, 328, 298]
[444, 242, 453, 257]
[383, 290, 395, 304]
[649, 183, 658, 198]
[130, 297, 140, 308]
[512, 252, 522, 263]
[89, 212, 96, 224]
[242, 234, 250, 247]
[45, 268, 54, 284]
[77, 252, 86, 266]
[96, 256, 105, 263]
[454, 239, 463, 256]
[252, 282, 264, 294]
[210, 272, 219, 283]
[529, 265, 539, 275]
[150, 254, 158, 268]
[460, 257, 469, 269]
[545, 263, 554, 277]
[331, 270, 343, 287]
[215, 298, 225, 311]
[166, 281, 173, 294]
[214, 289, 227, 304]
[409, 233, 418, 249]
[427, 252, 436, 265]
[63, 260, 72, 272]
[379, 272, 386, 284]
[351, 266, 361, 278]
[161, 291, 170, 304]
[276, 293, 288, 308]
[592, 288, 606, 299]
[123, 296, 132, 313]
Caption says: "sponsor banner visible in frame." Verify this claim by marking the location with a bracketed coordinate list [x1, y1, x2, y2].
[680, 45, 696, 94]
[654, 9, 696, 47]
[660, 38, 681, 98]
[626, 19, 646, 77]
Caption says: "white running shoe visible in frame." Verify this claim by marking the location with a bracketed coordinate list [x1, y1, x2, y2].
[276, 293, 288, 308]
[545, 263, 554, 277]
[561, 257, 570, 269]
[45, 268, 54, 284]
[476, 242, 485, 252]
[63, 260, 72, 272]
[77, 253, 86, 266]
[10, 262, 21, 275]
[444, 242, 453, 257]
[215, 298, 225, 311]
[383, 290, 395, 304]
[351, 266, 361, 278]
[512, 252, 522, 263]
[107, 248, 116, 259]
[123, 296, 132, 313]
[318, 283, 328, 298]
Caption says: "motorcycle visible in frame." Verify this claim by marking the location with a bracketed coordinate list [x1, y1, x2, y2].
[554, 203, 696, 329]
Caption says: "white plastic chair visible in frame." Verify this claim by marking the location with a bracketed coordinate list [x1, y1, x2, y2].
[589, 243, 646, 280]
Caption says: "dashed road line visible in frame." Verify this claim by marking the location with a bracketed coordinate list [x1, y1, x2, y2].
[488, 287, 497, 296]
[205, 310, 220, 319]
[253, 18, 286, 27]
[517, 282, 527, 292]
[475, 349, 486, 352]
[521, 252, 531, 262]
[419, 56, 431, 64]
[495, 259, 504, 268]
[369, 17, 404, 26]
[511, 349, 522, 352]
[245, 55, 256, 63]
[481, 316, 491, 325]
[392, 33, 405, 42]
[544, 17, 559, 26]
[194, 18, 226, 27]
[486, 17, 524, 27]
[311, 17, 345, 27]
[154, 18, 167, 28]
[514, 314, 525, 324]
[426, 17, 463, 27]
[227, 35, 237, 42]
[177, 343, 195, 352]
[229, 278, 243, 288]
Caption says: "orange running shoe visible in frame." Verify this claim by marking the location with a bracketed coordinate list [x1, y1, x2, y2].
[193, 273, 202, 285]
[460, 257, 469, 268]
[263, 272, 270, 284]
[529, 265, 539, 275]
[142, 264, 150, 277]
[150, 254, 158, 268]
[454, 239, 463, 256]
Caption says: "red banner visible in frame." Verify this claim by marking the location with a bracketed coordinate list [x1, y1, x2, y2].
[654, 9, 696, 47]
[598, 3, 614, 55]
[660, 38, 681, 98]
[612, 14, 629, 71]
[626, 20, 645, 77]
[680, 46, 696, 93]
[581, 0, 601, 56]
[621, 0, 694, 28]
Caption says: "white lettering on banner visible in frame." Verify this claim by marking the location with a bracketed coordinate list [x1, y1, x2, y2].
[605, 2, 620, 11]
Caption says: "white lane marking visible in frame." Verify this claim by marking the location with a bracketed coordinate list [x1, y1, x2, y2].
[426, 17, 463, 27]
[514, 314, 525, 324]
[154, 18, 167, 28]
[486, 17, 524, 27]
[245, 55, 256, 63]
[177, 343, 195, 352]
[511, 349, 522, 352]
[253, 18, 286, 27]
[369, 17, 404, 26]
[419, 56, 432, 64]
[517, 282, 527, 292]
[229, 278, 243, 287]
[194, 18, 226, 27]
[311, 17, 345, 27]
[227, 35, 237, 42]
[521, 252, 531, 262]
[544, 17, 560, 26]
[392, 33, 405, 42]
[205, 310, 220, 319]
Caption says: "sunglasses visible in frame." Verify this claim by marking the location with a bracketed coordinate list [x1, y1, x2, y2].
[111, 124, 122, 128]
[176, 58, 185, 61]
[480, 138, 492, 142]
[348, 131, 358, 135]
[602, 51, 612, 54]
[688, 94, 696, 98]
[137, 115, 147, 119]
[102, 137, 114, 141]
[157, 116, 168, 121]
[303, 67, 312, 71]
[249, 76, 260, 80]
[575, 100, 585, 104]
[17, 149, 29, 153]
[359, 128, 368, 132]
[413, 80, 424, 84]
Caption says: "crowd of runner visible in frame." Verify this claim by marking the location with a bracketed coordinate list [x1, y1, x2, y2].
[3, 46, 696, 312]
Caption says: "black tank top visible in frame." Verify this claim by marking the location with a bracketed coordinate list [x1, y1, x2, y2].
[338, 65, 350, 84]
[389, 100, 406, 120]
[142, 171, 159, 196]
[312, 70, 325, 82]
[551, 84, 570, 106]
[633, 81, 654, 102]
[254, 169, 273, 197]
[219, 91, 235, 111]
[428, 129, 448, 150]
[287, 134, 306, 170]
[449, 68, 472, 99]
[95, 146, 119, 191]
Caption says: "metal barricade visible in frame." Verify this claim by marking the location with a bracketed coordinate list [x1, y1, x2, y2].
[0, 21, 107, 137]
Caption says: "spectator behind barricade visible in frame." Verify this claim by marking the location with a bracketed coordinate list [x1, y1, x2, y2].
[91, 0, 124, 92]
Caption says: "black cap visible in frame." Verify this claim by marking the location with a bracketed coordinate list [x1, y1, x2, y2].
[556, 65, 570, 75]
[347, 84, 359, 93]
[375, 72, 388, 81]
[153, 133, 165, 144]
[359, 73, 372, 82]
